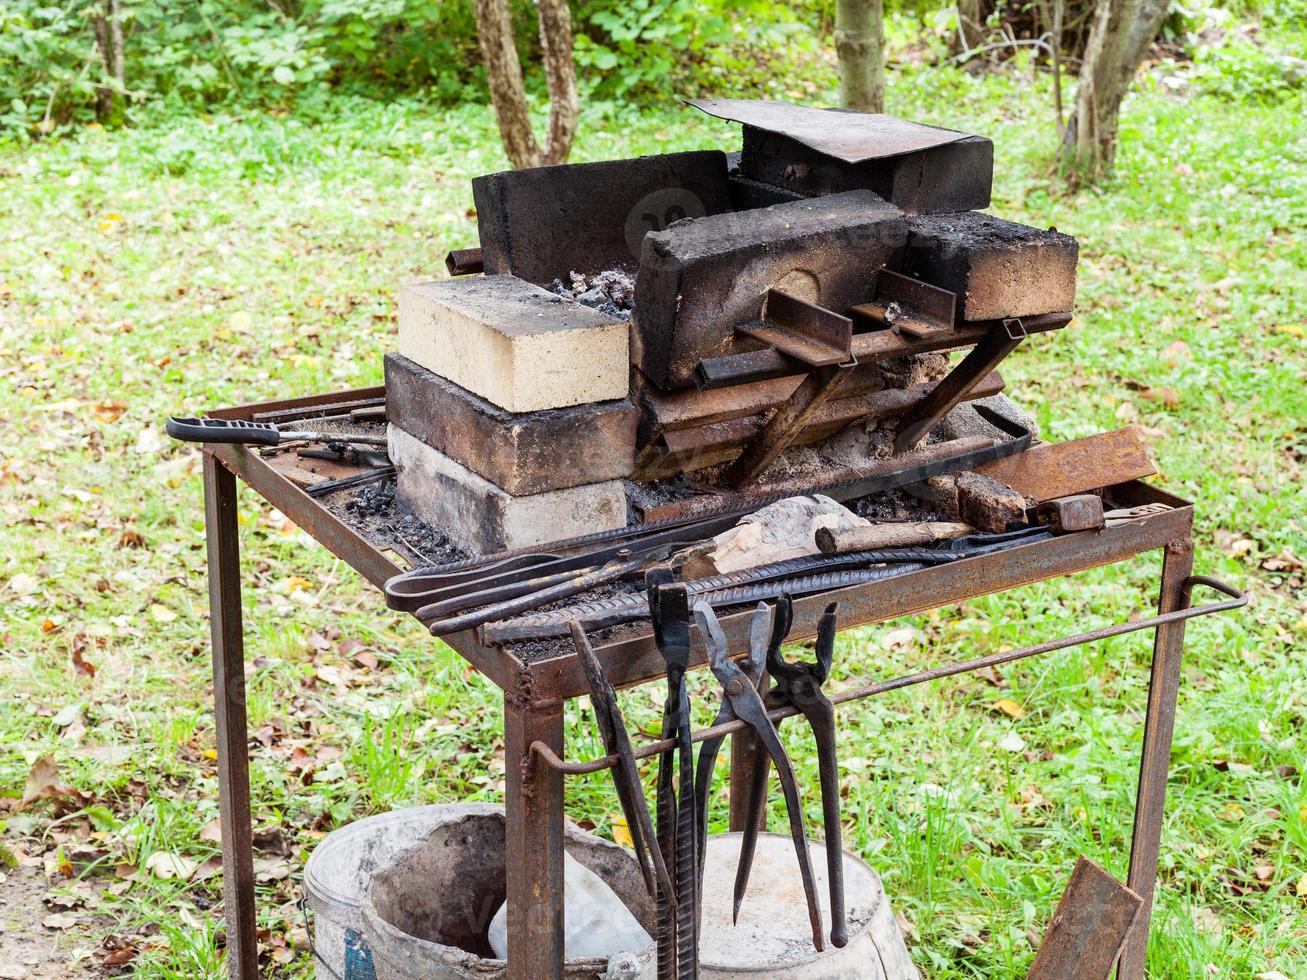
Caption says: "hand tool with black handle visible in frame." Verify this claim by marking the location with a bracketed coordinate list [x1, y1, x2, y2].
[649, 569, 698, 979]
[570, 621, 676, 905]
[166, 416, 388, 447]
[693, 600, 825, 952]
[760, 597, 848, 947]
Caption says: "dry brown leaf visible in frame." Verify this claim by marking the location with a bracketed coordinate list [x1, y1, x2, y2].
[41, 912, 78, 930]
[144, 852, 197, 880]
[198, 818, 223, 845]
[20, 756, 70, 810]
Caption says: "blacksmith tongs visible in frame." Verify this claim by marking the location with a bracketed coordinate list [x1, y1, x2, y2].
[743, 597, 849, 948]
[691, 601, 825, 952]
[649, 569, 697, 979]
[569, 622, 675, 905]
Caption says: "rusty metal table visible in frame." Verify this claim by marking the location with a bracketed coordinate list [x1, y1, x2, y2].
[197, 386, 1242, 979]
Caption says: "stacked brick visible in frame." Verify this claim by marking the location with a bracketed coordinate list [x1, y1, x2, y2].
[386, 276, 637, 554]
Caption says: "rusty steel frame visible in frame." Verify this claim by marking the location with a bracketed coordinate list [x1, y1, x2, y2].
[197, 387, 1240, 980]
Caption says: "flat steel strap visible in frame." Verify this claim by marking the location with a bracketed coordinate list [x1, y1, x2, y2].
[687, 98, 974, 163]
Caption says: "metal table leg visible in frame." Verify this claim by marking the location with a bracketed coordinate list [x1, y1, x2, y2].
[504, 696, 566, 980]
[204, 455, 261, 979]
[1118, 538, 1196, 980]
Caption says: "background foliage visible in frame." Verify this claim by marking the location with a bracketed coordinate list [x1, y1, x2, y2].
[3, 0, 1303, 141]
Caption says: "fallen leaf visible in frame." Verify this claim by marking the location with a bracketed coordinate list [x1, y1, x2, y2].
[102, 947, 138, 967]
[148, 603, 177, 623]
[51, 703, 81, 728]
[41, 912, 78, 930]
[611, 815, 633, 849]
[7, 573, 38, 596]
[20, 756, 68, 809]
[198, 818, 223, 844]
[1296, 873, 1307, 899]
[70, 646, 96, 680]
[192, 856, 223, 881]
[993, 698, 1026, 719]
[144, 851, 198, 880]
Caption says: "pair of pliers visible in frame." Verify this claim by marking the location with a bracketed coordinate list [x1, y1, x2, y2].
[649, 569, 698, 979]
[745, 597, 848, 948]
[691, 601, 825, 952]
[569, 622, 675, 905]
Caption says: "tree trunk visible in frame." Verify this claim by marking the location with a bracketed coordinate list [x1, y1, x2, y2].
[835, 0, 884, 112]
[1061, 0, 1169, 180]
[955, 0, 985, 55]
[93, 0, 125, 125]
[474, 0, 579, 169]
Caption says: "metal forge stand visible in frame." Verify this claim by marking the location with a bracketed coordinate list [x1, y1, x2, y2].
[197, 388, 1242, 980]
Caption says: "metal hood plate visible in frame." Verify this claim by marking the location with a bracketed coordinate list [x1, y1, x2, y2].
[687, 98, 975, 164]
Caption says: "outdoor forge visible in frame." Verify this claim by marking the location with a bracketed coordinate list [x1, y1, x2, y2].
[4, 3, 1304, 979]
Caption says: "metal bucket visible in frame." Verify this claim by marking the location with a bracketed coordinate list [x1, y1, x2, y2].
[304, 803, 505, 980]
[360, 808, 655, 980]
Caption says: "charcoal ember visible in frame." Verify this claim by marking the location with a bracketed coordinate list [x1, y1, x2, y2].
[347, 478, 396, 515]
[551, 269, 636, 320]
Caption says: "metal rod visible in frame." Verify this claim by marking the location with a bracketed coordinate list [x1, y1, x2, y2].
[203, 456, 260, 979]
[528, 576, 1244, 775]
[1119, 542, 1198, 980]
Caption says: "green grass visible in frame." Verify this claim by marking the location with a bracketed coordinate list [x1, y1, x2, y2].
[1, 58, 1305, 977]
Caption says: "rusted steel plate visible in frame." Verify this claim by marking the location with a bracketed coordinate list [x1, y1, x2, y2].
[975, 427, 1155, 503]
[1026, 858, 1143, 980]
[687, 99, 971, 163]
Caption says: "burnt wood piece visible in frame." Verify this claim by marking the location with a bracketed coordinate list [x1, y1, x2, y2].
[975, 427, 1155, 502]
[901, 212, 1079, 321]
[634, 190, 907, 390]
[1026, 858, 1143, 980]
[695, 310, 1071, 390]
[384, 353, 637, 495]
[893, 318, 1027, 452]
[738, 126, 992, 215]
[956, 470, 1030, 532]
[472, 150, 734, 287]
[633, 372, 1005, 481]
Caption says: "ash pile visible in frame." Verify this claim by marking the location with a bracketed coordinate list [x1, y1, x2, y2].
[384, 99, 1076, 556]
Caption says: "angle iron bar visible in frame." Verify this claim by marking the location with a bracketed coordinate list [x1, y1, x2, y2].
[527, 575, 1244, 775]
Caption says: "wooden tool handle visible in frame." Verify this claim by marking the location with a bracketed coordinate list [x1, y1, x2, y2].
[815, 521, 974, 555]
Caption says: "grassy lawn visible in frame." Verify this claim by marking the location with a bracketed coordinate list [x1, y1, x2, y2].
[1, 60, 1304, 977]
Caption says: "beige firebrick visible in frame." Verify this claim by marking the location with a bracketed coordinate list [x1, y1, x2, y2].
[397, 274, 628, 413]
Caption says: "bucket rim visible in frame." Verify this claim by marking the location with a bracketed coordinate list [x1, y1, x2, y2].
[304, 803, 503, 913]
